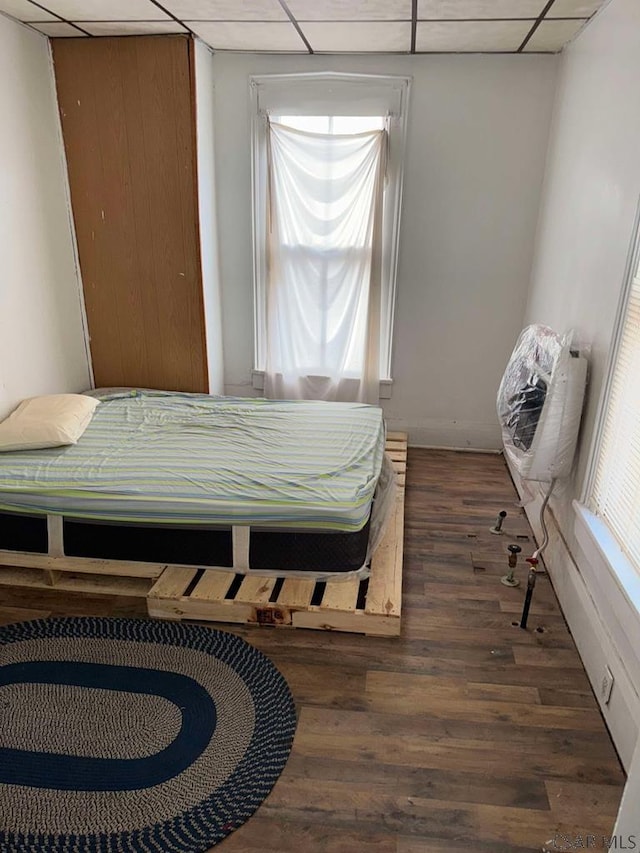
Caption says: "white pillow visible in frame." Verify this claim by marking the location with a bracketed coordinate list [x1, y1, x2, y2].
[0, 394, 100, 452]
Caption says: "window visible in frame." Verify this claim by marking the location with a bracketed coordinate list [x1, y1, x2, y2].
[250, 73, 410, 398]
[588, 212, 640, 572]
[275, 115, 385, 134]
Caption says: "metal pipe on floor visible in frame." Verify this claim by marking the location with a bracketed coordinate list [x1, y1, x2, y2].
[520, 562, 538, 630]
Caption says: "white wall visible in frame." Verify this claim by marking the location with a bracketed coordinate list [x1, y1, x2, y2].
[613, 742, 640, 842]
[194, 39, 224, 395]
[0, 14, 90, 420]
[516, 0, 640, 768]
[213, 52, 557, 449]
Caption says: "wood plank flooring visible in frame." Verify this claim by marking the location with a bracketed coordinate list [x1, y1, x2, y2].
[0, 449, 626, 851]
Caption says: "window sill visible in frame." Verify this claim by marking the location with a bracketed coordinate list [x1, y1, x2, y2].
[573, 500, 640, 620]
[251, 370, 393, 400]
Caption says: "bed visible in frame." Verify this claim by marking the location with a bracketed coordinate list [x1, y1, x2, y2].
[0, 390, 391, 577]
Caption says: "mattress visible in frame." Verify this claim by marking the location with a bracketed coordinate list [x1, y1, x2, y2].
[0, 391, 385, 532]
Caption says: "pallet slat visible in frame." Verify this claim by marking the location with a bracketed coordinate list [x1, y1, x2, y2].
[385, 441, 406, 453]
[148, 596, 257, 624]
[386, 448, 408, 461]
[187, 570, 235, 601]
[0, 551, 165, 579]
[293, 608, 400, 636]
[366, 496, 405, 618]
[278, 578, 316, 609]
[147, 566, 197, 599]
[0, 566, 151, 598]
[235, 575, 276, 604]
[320, 578, 360, 612]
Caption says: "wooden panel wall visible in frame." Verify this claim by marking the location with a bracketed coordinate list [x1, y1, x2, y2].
[52, 36, 208, 392]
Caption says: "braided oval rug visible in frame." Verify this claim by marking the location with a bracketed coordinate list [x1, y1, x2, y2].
[0, 617, 296, 853]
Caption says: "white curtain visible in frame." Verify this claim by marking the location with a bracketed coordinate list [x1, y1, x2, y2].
[264, 121, 387, 403]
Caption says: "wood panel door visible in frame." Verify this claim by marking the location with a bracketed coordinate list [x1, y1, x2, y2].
[52, 35, 208, 393]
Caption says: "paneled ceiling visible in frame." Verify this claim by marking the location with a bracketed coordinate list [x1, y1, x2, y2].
[0, 0, 607, 53]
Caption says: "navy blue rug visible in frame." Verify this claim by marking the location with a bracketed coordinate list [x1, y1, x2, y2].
[0, 617, 296, 852]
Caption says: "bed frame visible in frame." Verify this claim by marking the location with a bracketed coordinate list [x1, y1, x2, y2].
[0, 433, 407, 636]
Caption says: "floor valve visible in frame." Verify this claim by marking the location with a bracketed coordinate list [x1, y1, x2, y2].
[501, 544, 521, 587]
[490, 511, 507, 535]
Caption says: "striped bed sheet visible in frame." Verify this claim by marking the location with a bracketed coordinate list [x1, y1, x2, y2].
[0, 391, 385, 532]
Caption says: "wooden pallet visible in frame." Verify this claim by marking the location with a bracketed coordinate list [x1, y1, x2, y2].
[0, 514, 166, 597]
[0, 565, 154, 598]
[147, 433, 407, 637]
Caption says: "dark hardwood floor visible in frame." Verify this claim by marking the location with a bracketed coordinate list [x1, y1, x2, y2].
[0, 449, 626, 852]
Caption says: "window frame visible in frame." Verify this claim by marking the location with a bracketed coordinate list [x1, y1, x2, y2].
[249, 71, 411, 391]
[582, 194, 640, 565]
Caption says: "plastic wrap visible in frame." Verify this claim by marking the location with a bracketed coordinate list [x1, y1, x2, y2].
[366, 452, 397, 560]
[497, 325, 588, 482]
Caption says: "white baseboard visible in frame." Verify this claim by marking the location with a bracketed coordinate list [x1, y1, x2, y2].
[506, 457, 638, 771]
[408, 444, 501, 453]
[383, 418, 502, 451]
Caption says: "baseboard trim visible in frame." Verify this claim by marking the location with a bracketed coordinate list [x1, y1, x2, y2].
[407, 444, 501, 454]
[505, 456, 637, 771]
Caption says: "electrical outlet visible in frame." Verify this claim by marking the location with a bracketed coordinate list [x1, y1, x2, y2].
[601, 666, 614, 705]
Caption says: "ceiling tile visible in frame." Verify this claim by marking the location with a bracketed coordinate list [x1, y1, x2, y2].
[303, 21, 410, 51]
[287, 0, 411, 20]
[80, 20, 188, 35]
[0, 0, 58, 20]
[39, 0, 169, 21]
[30, 20, 86, 34]
[188, 20, 306, 50]
[547, 0, 603, 17]
[160, 0, 287, 21]
[523, 18, 586, 50]
[416, 19, 531, 51]
[418, 0, 546, 19]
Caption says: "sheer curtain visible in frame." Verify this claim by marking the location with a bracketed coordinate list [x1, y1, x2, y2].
[263, 120, 387, 404]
